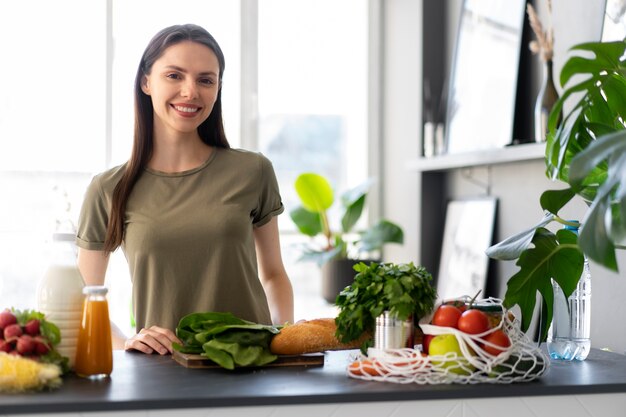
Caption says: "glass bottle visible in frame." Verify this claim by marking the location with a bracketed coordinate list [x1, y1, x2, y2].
[534, 59, 562, 143]
[547, 221, 591, 361]
[74, 286, 113, 379]
[37, 232, 85, 368]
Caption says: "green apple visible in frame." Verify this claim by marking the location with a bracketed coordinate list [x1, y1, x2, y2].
[428, 334, 475, 375]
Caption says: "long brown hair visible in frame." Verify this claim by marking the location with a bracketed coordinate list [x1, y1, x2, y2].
[104, 24, 230, 252]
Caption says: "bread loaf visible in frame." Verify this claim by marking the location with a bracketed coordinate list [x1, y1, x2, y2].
[270, 318, 369, 355]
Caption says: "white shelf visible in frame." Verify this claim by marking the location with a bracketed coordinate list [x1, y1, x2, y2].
[406, 142, 546, 172]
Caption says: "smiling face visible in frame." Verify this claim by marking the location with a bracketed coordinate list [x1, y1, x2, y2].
[141, 40, 221, 138]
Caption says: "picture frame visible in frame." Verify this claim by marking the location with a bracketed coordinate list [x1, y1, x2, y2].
[444, 0, 526, 154]
[436, 197, 498, 301]
[601, 0, 626, 41]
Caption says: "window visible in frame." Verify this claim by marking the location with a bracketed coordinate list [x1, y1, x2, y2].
[0, 1, 372, 327]
[0, 1, 106, 311]
[257, 0, 370, 318]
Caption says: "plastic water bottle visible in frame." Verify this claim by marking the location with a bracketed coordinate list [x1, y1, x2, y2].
[547, 221, 591, 361]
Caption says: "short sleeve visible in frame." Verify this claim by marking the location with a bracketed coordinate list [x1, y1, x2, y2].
[252, 154, 284, 227]
[75, 175, 111, 251]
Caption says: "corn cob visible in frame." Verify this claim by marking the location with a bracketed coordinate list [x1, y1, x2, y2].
[0, 352, 62, 392]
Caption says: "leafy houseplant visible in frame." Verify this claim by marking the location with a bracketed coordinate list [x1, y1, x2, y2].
[334, 262, 437, 352]
[290, 173, 404, 266]
[487, 39, 626, 342]
[290, 173, 404, 302]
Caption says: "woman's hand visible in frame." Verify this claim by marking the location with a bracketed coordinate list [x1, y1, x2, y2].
[124, 326, 182, 355]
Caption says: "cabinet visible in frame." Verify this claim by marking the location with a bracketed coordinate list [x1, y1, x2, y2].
[407, 143, 547, 297]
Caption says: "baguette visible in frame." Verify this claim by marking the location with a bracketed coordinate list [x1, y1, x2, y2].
[270, 318, 369, 355]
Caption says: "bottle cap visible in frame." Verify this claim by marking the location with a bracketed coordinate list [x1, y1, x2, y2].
[82, 285, 108, 295]
[563, 220, 581, 231]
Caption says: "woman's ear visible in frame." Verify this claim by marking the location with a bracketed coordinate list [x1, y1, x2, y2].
[141, 75, 150, 95]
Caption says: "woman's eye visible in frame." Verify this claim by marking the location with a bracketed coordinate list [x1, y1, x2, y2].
[166, 73, 181, 80]
[199, 78, 215, 85]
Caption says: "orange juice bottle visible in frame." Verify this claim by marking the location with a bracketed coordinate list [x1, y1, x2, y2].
[74, 286, 113, 379]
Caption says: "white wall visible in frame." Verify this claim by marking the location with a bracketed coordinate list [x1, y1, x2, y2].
[381, 0, 422, 265]
[381, 0, 626, 354]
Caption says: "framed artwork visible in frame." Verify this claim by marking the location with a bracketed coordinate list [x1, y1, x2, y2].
[602, 0, 626, 41]
[444, 0, 526, 154]
[436, 197, 498, 301]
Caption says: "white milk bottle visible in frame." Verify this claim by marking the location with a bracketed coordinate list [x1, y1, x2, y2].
[37, 232, 85, 368]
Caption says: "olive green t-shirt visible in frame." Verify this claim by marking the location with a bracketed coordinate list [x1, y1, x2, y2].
[75, 148, 284, 331]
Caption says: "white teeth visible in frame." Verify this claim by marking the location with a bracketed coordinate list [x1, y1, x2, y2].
[174, 105, 199, 113]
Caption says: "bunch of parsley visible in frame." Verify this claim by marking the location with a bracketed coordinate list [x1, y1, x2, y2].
[334, 262, 437, 351]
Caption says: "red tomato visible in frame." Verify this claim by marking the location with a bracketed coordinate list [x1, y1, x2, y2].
[457, 309, 490, 334]
[422, 334, 435, 354]
[482, 329, 511, 356]
[432, 305, 462, 328]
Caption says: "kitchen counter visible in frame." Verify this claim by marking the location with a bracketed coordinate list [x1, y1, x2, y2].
[2, 348, 626, 416]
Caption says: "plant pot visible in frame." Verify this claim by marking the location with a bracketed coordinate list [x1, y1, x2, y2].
[321, 259, 375, 304]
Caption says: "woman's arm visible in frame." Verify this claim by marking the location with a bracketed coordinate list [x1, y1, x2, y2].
[254, 216, 294, 325]
[77, 248, 180, 354]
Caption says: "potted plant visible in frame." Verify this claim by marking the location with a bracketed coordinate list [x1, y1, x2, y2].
[290, 172, 404, 303]
[333, 261, 437, 352]
[486, 38, 626, 342]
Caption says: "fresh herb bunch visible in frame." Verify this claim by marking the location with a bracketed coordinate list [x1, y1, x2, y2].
[334, 262, 437, 350]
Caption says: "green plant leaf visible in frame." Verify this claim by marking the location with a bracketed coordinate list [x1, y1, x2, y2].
[569, 129, 626, 269]
[503, 228, 584, 342]
[485, 213, 554, 260]
[294, 173, 334, 213]
[299, 245, 343, 266]
[358, 220, 404, 252]
[559, 40, 626, 87]
[539, 188, 576, 214]
[340, 179, 372, 207]
[569, 130, 626, 189]
[547, 39, 626, 184]
[580, 197, 617, 270]
[341, 194, 365, 233]
[289, 206, 322, 236]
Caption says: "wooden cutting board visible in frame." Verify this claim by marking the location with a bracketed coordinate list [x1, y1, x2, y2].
[172, 349, 325, 369]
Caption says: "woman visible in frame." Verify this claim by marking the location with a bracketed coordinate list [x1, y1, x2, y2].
[75, 24, 294, 355]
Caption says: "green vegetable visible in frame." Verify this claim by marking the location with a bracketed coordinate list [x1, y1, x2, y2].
[334, 262, 437, 352]
[173, 312, 280, 370]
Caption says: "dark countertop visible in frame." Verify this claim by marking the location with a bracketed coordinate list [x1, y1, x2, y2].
[2, 348, 626, 415]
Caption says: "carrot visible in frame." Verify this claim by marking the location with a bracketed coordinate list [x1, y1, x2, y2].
[348, 359, 388, 376]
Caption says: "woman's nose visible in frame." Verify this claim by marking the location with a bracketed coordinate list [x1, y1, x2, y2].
[180, 81, 198, 98]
